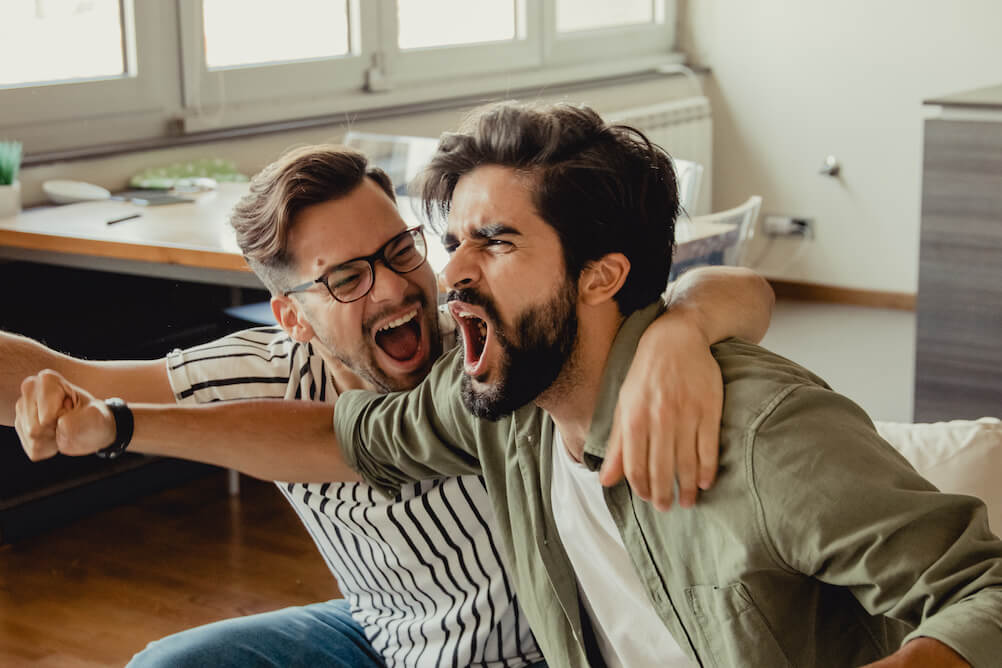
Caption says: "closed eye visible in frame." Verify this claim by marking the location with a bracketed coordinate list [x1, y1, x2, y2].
[330, 271, 363, 291]
[485, 238, 514, 252]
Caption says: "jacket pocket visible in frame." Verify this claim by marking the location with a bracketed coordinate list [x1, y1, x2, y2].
[685, 583, 791, 668]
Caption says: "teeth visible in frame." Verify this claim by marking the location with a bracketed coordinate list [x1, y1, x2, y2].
[378, 309, 417, 332]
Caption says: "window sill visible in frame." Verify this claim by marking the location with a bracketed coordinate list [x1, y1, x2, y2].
[25, 54, 698, 168]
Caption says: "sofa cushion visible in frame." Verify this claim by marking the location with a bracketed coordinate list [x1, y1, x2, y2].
[874, 418, 1002, 534]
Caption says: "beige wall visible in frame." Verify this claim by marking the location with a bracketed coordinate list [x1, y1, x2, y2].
[682, 0, 1002, 293]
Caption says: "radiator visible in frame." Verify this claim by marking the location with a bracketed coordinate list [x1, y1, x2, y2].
[608, 95, 713, 216]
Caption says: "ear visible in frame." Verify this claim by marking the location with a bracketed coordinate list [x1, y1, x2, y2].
[578, 253, 630, 306]
[271, 295, 316, 343]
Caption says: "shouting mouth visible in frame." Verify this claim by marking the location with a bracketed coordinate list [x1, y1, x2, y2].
[450, 303, 492, 378]
[373, 307, 425, 369]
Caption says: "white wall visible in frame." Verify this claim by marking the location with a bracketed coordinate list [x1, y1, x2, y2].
[681, 0, 1002, 293]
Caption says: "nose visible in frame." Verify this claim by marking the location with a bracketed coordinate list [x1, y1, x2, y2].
[368, 260, 410, 303]
[442, 244, 480, 291]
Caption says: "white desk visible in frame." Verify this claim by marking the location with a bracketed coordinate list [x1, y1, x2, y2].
[0, 184, 737, 288]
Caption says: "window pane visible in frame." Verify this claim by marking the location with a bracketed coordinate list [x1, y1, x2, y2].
[202, 0, 349, 69]
[0, 0, 125, 87]
[557, 0, 654, 33]
[398, 0, 518, 50]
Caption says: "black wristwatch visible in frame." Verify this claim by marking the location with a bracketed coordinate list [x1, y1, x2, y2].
[96, 397, 135, 460]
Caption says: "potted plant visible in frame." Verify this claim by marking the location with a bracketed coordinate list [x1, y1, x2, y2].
[0, 140, 22, 218]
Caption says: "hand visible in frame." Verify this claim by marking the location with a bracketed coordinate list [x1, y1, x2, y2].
[859, 637, 970, 667]
[600, 314, 723, 510]
[14, 369, 116, 460]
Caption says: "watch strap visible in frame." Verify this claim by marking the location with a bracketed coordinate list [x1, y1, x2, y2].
[96, 397, 134, 460]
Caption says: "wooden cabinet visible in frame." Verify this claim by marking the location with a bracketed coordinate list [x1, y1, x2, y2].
[915, 90, 1002, 421]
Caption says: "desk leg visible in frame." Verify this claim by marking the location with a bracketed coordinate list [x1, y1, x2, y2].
[227, 468, 241, 496]
[226, 286, 244, 497]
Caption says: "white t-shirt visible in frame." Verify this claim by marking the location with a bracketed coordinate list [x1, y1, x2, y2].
[166, 325, 542, 668]
[550, 430, 694, 667]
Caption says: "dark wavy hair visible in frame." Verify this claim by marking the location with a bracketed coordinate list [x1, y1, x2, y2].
[420, 101, 678, 316]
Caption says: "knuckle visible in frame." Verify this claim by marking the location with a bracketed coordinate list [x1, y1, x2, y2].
[37, 369, 58, 384]
[624, 413, 646, 434]
[653, 489, 674, 509]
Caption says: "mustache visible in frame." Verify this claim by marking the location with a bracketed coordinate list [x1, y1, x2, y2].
[446, 287, 491, 309]
[447, 288, 503, 323]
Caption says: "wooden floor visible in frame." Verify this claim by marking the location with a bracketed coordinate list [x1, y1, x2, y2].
[0, 472, 340, 667]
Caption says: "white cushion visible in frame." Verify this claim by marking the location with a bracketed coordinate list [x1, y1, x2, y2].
[874, 418, 1002, 534]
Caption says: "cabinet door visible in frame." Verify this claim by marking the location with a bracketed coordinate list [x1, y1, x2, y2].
[915, 118, 1002, 421]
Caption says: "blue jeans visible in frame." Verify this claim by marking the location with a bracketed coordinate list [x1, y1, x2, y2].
[128, 599, 385, 668]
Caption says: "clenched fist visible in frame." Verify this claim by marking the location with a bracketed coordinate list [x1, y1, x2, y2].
[14, 369, 115, 460]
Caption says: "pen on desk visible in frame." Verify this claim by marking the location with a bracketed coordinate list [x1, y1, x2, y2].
[106, 212, 142, 225]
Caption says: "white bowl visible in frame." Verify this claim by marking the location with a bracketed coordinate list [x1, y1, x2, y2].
[42, 179, 111, 204]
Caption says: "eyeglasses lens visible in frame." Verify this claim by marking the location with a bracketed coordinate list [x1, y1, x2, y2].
[328, 229, 427, 302]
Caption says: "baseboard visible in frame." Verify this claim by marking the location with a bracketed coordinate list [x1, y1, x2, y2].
[768, 280, 916, 311]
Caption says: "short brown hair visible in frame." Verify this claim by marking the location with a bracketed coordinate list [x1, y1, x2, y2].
[420, 101, 678, 316]
[231, 144, 395, 293]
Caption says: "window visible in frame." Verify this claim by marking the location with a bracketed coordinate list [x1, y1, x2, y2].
[1, 1, 679, 155]
[0, 1, 176, 151]
[202, 0, 352, 68]
[556, 0, 657, 33]
[0, 0, 126, 87]
[397, 0, 519, 50]
[387, 0, 538, 83]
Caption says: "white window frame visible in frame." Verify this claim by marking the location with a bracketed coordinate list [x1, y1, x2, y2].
[177, 0, 373, 122]
[0, 2, 177, 140]
[379, 0, 541, 84]
[544, 0, 676, 67]
[2, 0, 680, 156]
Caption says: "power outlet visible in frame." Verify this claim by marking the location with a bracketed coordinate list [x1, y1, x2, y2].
[763, 215, 813, 239]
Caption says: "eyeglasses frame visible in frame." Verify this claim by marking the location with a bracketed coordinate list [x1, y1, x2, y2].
[282, 226, 428, 303]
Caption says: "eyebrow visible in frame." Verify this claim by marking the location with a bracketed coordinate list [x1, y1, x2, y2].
[442, 223, 521, 248]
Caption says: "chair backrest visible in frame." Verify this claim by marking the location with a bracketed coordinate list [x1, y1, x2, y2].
[688, 195, 762, 266]
[672, 158, 704, 215]
[342, 131, 440, 196]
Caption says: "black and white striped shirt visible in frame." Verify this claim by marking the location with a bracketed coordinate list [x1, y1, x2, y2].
[166, 326, 542, 668]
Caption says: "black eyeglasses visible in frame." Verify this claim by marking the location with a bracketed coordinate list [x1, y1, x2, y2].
[283, 226, 428, 303]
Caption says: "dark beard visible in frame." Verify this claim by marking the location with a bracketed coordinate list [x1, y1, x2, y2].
[452, 281, 578, 421]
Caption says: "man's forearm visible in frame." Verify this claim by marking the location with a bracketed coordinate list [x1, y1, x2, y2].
[664, 266, 774, 344]
[1, 332, 61, 424]
[123, 400, 361, 484]
[1, 331, 173, 425]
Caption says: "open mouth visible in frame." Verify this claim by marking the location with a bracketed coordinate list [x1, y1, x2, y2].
[452, 306, 491, 375]
[374, 308, 423, 363]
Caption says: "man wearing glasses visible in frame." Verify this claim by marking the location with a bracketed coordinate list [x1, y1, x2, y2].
[3, 143, 774, 667]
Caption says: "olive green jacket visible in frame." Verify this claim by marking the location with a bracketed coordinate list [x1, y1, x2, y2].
[335, 302, 1002, 667]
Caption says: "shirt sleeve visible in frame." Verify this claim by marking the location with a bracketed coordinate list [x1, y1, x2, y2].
[752, 384, 1002, 667]
[165, 327, 315, 405]
[334, 346, 490, 498]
